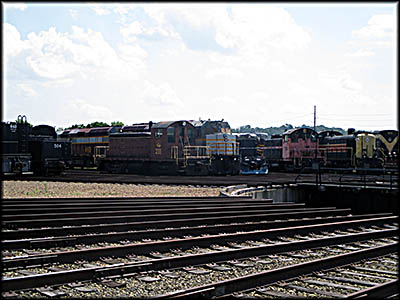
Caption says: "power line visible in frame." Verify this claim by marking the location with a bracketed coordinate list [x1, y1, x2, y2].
[320, 117, 395, 122]
[319, 113, 393, 117]
[267, 113, 314, 124]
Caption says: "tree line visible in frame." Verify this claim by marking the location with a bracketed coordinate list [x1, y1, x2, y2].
[59, 121, 125, 131]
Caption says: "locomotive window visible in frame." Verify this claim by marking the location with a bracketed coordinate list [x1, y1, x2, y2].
[284, 135, 288, 142]
[155, 129, 163, 138]
[167, 127, 175, 143]
[291, 134, 298, 142]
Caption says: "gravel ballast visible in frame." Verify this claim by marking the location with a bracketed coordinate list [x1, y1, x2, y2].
[2, 181, 221, 198]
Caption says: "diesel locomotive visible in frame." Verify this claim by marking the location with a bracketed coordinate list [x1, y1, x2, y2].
[58, 126, 121, 168]
[238, 127, 398, 171]
[97, 119, 240, 175]
[318, 128, 398, 169]
[260, 127, 319, 171]
[1, 115, 71, 176]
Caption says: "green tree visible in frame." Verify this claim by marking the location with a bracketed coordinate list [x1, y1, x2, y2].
[86, 121, 110, 128]
[111, 121, 124, 126]
[67, 124, 85, 129]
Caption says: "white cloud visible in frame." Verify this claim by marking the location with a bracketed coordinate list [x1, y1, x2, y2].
[40, 78, 74, 88]
[4, 3, 27, 10]
[69, 9, 78, 19]
[141, 81, 183, 107]
[92, 6, 111, 16]
[3, 23, 27, 57]
[339, 73, 363, 91]
[351, 14, 395, 49]
[120, 20, 178, 43]
[118, 44, 148, 69]
[345, 49, 375, 57]
[205, 67, 243, 79]
[4, 25, 143, 81]
[251, 92, 269, 100]
[127, 4, 311, 68]
[216, 5, 311, 52]
[17, 83, 38, 97]
[320, 72, 363, 93]
[288, 82, 314, 96]
[120, 21, 143, 42]
[212, 96, 237, 105]
[72, 98, 112, 119]
[353, 14, 395, 40]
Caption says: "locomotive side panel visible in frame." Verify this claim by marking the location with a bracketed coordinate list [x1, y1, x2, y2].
[108, 133, 151, 159]
[319, 135, 356, 168]
[280, 128, 318, 169]
[375, 130, 398, 168]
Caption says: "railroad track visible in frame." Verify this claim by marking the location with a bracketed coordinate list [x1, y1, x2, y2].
[4, 169, 397, 188]
[1, 196, 398, 298]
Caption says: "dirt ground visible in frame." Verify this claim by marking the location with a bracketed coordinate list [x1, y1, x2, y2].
[2, 180, 221, 198]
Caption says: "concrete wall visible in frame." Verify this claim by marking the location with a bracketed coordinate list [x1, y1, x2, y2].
[254, 185, 307, 203]
[254, 184, 398, 214]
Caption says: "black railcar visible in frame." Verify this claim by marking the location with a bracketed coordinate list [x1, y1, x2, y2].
[1, 116, 71, 176]
[29, 125, 71, 175]
[1, 115, 32, 175]
[236, 133, 268, 174]
[374, 130, 398, 168]
[318, 134, 356, 168]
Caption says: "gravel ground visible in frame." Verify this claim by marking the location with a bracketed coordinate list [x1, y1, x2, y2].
[1, 181, 221, 198]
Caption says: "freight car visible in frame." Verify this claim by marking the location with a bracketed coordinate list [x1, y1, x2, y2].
[1, 115, 71, 176]
[99, 119, 240, 175]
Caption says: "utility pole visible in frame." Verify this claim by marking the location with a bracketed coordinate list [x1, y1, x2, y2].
[313, 105, 316, 132]
[313, 105, 320, 184]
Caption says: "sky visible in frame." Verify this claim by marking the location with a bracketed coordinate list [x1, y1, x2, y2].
[2, 2, 398, 131]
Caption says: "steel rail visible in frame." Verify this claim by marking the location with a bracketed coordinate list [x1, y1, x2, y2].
[155, 243, 398, 298]
[1, 196, 251, 204]
[2, 218, 397, 269]
[2, 200, 273, 214]
[2, 203, 295, 221]
[2, 234, 397, 293]
[2, 208, 351, 240]
[1, 197, 253, 208]
[345, 279, 399, 298]
[8, 170, 395, 187]
[3, 213, 394, 250]
[2, 205, 318, 228]
[2, 214, 396, 251]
